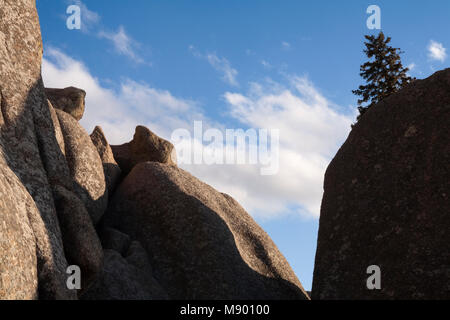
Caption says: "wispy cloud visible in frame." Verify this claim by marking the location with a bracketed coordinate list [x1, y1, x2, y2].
[261, 60, 272, 69]
[67, 1, 147, 65]
[98, 26, 146, 64]
[406, 62, 418, 77]
[245, 49, 255, 56]
[282, 41, 291, 50]
[428, 40, 447, 62]
[189, 45, 239, 86]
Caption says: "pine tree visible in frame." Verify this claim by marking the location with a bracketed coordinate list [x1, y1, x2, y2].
[353, 32, 413, 120]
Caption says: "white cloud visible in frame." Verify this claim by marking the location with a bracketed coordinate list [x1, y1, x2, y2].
[42, 48, 355, 220]
[42, 47, 197, 143]
[99, 26, 146, 64]
[282, 41, 291, 50]
[203, 77, 354, 219]
[428, 40, 447, 62]
[189, 46, 238, 86]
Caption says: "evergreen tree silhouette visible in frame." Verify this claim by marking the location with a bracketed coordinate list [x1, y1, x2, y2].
[353, 32, 413, 120]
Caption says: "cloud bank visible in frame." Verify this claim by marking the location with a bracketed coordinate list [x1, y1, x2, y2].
[42, 48, 354, 219]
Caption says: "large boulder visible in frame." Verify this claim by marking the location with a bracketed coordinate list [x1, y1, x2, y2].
[312, 69, 450, 299]
[90, 126, 122, 195]
[56, 109, 108, 225]
[0, 0, 76, 299]
[45, 87, 86, 121]
[111, 126, 176, 175]
[104, 162, 308, 300]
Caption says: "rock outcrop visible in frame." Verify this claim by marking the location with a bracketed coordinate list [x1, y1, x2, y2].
[111, 126, 177, 175]
[312, 69, 450, 300]
[5, 0, 450, 302]
[45, 87, 86, 121]
[104, 162, 309, 300]
[0, 0, 76, 300]
[56, 109, 108, 225]
[0, 0, 310, 301]
[90, 126, 122, 195]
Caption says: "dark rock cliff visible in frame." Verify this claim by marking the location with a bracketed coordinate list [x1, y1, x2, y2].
[312, 69, 450, 300]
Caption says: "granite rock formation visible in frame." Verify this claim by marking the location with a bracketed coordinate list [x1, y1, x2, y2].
[103, 162, 309, 300]
[0, 0, 76, 300]
[56, 109, 108, 225]
[45, 87, 86, 121]
[111, 125, 177, 175]
[0, 0, 307, 300]
[312, 69, 450, 300]
[90, 126, 122, 195]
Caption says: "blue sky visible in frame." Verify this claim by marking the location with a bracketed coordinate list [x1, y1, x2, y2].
[36, 0, 449, 290]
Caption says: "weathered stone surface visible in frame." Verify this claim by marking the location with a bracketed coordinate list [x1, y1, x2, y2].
[81, 249, 168, 300]
[0, 146, 38, 300]
[105, 162, 308, 300]
[111, 126, 176, 175]
[125, 241, 154, 272]
[47, 100, 66, 157]
[0, 0, 76, 299]
[312, 69, 450, 300]
[99, 227, 131, 256]
[45, 87, 86, 121]
[53, 185, 104, 293]
[56, 109, 108, 224]
[90, 126, 122, 195]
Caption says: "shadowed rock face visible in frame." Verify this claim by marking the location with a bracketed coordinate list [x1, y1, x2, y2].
[90, 126, 122, 196]
[81, 249, 168, 300]
[45, 87, 86, 121]
[104, 162, 309, 300]
[111, 125, 177, 175]
[312, 69, 450, 300]
[52, 184, 104, 294]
